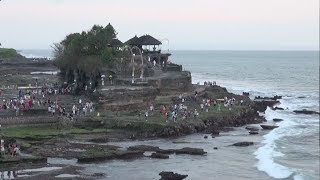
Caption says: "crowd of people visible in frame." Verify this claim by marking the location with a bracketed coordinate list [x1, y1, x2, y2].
[143, 91, 241, 123]
[0, 83, 95, 120]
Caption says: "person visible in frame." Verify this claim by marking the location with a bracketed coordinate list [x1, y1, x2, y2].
[150, 104, 154, 115]
[145, 111, 148, 121]
[13, 145, 19, 156]
[200, 104, 204, 111]
[109, 75, 113, 85]
[217, 103, 221, 112]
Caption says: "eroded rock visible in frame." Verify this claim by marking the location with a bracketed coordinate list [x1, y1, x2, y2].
[150, 153, 169, 159]
[175, 147, 206, 155]
[245, 126, 259, 131]
[260, 125, 279, 130]
[159, 171, 188, 180]
[232, 142, 254, 147]
[293, 110, 320, 115]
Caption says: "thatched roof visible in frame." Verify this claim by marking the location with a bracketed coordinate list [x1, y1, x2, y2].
[125, 35, 139, 45]
[110, 38, 123, 47]
[135, 35, 162, 45]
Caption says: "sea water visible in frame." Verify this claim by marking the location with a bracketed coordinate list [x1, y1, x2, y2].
[26, 50, 319, 179]
[171, 50, 319, 179]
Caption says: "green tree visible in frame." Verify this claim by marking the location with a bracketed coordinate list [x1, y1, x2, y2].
[53, 23, 118, 93]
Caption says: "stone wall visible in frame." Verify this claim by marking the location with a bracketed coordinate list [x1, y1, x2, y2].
[98, 86, 159, 111]
[147, 72, 192, 91]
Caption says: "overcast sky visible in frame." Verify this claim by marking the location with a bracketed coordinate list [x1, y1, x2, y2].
[0, 0, 319, 50]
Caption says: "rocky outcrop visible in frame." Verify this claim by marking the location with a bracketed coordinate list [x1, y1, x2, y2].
[77, 150, 144, 163]
[255, 96, 282, 100]
[175, 147, 206, 155]
[232, 142, 254, 147]
[249, 131, 259, 135]
[150, 153, 169, 159]
[159, 171, 188, 180]
[272, 107, 284, 111]
[127, 145, 206, 156]
[128, 145, 161, 151]
[293, 110, 320, 115]
[245, 126, 259, 131]
[273, 118, 283, 122]
[253, 100, 280, 112]
[260, 125, 279, 130]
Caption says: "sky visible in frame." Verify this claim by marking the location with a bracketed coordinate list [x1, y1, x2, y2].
[0, 0, 319, 50]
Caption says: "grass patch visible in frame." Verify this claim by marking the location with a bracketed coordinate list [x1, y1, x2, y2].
[1, 125, 108, 139]
[0, 48, 19, 58]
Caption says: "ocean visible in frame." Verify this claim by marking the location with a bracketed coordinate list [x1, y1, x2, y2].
[21, 50, 319, 180]
[171, 50, 319, 180]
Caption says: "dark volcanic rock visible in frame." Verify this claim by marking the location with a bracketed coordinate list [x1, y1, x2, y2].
[253, 100, 280, 112]
[89, 137, 109, 143]
[213, 147, 218, 150]
[211, 130, 220, 135]
[232, 142, 254, 147]
[159, 171, 188, 180]
[127, 145, 160, 151]
[297, 96, 306, 99]
[260, 125, 279, 130]
[78, 151, 144, 163]
[245, 126, 259, 131]
[255, 96, 282, 100]
[175, 147, 206, 155]
[243, 92, 250, 96]
[151, 153, 169, 159]
[204, 135, 208, 139]
[273, 118, 284, 122]
[293, 109, 320, 115]
[156, 149, 176, 154]
[249, 131, 259, 135]
[272, 107, 284, 111]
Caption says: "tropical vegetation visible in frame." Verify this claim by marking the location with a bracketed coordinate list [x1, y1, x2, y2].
[53, 23, 119, 93]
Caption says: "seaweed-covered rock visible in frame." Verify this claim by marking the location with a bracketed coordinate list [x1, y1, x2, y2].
[127, 145, 160, 151]
[175, 147, 206, 155]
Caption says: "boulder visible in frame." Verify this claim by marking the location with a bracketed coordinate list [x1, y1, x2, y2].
[175, 147, 206, 155]
[293, 110, 320, 115]
[260, 125, 279, 130]
[253, 100, 280, 112]
[159, 171, 188, 180]
[245, 126, 259, 131]
[211, 130, 220, 135]
[127, 145, 160, 152]
[232, 142, 254, 147]
[273, 118, 283, 122]
[156, 149, 176, 154]
[204, 135, 208, 139]
[213, 147, 218, 150]
[151, 153, 169, 159]
[272, 107, 284, 111]
[249, 131, 259, 135]
[243, 92, 250, 96]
